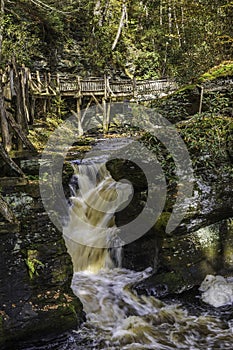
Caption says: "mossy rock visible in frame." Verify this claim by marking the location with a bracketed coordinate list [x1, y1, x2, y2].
[198, 60, 233, 82]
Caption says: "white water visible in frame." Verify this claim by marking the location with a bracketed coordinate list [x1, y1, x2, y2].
[63, 160, 233, 350]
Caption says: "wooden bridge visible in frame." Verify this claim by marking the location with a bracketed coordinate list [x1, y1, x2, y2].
[28, 71, 177, 99]
[1, 65, 178, 154]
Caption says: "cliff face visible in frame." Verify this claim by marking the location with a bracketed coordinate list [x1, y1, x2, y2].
[0, 167, 84, 349]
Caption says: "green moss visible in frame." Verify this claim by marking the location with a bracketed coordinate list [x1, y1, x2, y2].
[175, 84, 196, 94]
[198, 60, 233, 82]
[25, 250, 44, 279]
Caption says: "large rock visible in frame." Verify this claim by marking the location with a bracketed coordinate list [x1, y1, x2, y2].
[0, 178, 84, 349]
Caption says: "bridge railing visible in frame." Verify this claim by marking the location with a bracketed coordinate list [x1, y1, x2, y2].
[29, 71, 177, 97]
[110, 80, 134, 94]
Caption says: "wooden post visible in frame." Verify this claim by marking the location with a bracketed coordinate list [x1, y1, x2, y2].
[102, 97, 108, 132]
[9, 65, 16, 98]
[76, 97, 83, 136]
[44, 72, 49, 95]
[77, 75, 81, 96]
[47, 72, 51, 115]
[56, 73, 61, 118]
[24, 67, 30, 122]
[42, 98, 47, 115]
[104, 74, 108, 100]
[106, 100, 111, 131]
[36, 70, 42, 93]
[198, 85, 204, 114]
[12, 60, 24, 150]
[20, 65, 29, 130]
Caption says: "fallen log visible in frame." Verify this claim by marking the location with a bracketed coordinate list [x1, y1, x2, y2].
[0, 143, 24, 176]
[6, 112, 37, 151]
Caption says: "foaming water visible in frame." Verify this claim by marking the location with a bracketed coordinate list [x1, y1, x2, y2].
[71, 268, 233, 350]
[63, 159, 233, 350]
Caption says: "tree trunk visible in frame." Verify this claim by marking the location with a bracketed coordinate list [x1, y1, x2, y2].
[12, 60, 29, 150]
[172, 1, 182, 47]
[168, 0, 172, 36]
[0, 0, 11, 151]
[112, 1, 127, 51]
[0, 0, 4, 61]
[160, 0, 163, 26]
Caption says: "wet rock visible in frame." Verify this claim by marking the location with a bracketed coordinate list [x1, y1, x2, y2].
[121, 228, 160, 271]
[172, 174, 233, 235]
[0, 180, 84, 349]
[107, 158, 148, 192]
[133, 271, 189, 297]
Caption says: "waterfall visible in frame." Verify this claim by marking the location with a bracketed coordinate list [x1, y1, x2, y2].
[63, 161, 132, 273]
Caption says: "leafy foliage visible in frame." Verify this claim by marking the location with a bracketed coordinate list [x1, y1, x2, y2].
[177, 114, 233, 169]
[1, 0, 232, 81]
[1, 16, 40, 66]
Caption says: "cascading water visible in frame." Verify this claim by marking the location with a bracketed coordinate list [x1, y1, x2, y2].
[63, 157, 233, 350]
[63, 161, 131, 273]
